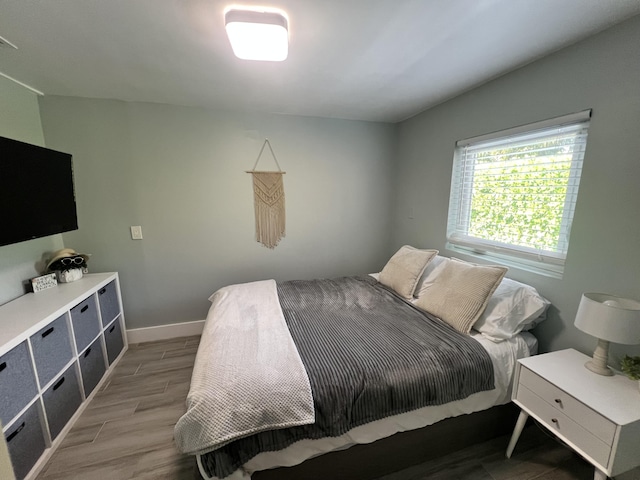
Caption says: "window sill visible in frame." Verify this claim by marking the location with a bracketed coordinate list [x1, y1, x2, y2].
[445, 243, 564, 279]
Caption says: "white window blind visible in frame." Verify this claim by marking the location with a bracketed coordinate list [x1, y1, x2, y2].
[447, 110, 591, 270]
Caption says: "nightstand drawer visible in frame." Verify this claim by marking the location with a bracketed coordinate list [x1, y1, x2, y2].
[519, 367, 616, 444]
[517, 385, 610, 466]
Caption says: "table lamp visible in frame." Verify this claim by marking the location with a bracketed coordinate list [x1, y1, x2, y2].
[574, 293, 640, 376]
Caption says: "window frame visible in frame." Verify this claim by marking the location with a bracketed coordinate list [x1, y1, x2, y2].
[446, 110, 591, 276]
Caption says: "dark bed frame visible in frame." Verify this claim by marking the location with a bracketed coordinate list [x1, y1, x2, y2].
[238, 403, 518, 480]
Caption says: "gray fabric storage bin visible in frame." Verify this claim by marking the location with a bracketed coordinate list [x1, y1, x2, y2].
[30, 314, 74, 388]
[0, 341, 38, 426]
[42, 365, 82, 441]
[4, 402, 46, 480]
[104, 320, 124, 365]
[70, 295, 100, 352]
[79, 337, 106, 397]
[97, 280, 120, 327]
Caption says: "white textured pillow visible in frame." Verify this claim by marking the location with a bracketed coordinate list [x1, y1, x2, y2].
[379, 246, 438, 299]
[414, 255, 449, 298]
[473, 277, 550, 342]
[414, 258, 507, 334]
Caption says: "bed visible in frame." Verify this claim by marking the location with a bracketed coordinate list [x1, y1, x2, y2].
[174, 248, 550, 480]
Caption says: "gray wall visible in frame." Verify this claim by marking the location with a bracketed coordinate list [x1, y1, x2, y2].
[38, 98, 396, 329]
[0, 77, 64, 306]
[392, 16, 640, 360]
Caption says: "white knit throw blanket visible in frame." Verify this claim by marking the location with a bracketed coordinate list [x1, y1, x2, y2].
[174, 280, 314, 455]
[251, 172, 285, 249]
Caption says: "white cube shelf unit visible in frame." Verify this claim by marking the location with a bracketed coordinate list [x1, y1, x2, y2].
[0, 272, 127, 480]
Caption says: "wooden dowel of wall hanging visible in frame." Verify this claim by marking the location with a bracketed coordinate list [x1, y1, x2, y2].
[245, 171, 286, 174]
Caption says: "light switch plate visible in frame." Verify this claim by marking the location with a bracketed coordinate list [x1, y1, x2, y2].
[130, 226, 143, 240]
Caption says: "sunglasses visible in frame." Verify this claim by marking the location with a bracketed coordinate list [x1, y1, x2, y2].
[60, 256, 85, 266]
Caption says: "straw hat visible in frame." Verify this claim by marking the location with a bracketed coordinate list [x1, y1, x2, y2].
[46, 248, 91, 271]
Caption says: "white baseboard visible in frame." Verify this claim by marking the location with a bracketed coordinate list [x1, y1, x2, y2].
[126, 319, 205, 344]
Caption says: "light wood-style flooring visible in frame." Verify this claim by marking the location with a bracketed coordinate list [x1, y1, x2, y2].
[36, 336, 200, 480]
[35, 337, 620, 480]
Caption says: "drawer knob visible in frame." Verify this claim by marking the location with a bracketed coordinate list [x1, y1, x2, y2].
[109, 325, 115, 333]
[99, 288, 106, 295]
[42, 326, 55, 338]
[81, 305, 89, 313]
[53, 376, 66, 391]
[0, 361, 6, 373]
[84, 348, 92, 358]
[6, 422, 25, 442]
[554, 398, 562, 406]
[551, 418, 559, 425]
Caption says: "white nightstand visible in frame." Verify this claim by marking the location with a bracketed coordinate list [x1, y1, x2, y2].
[506, 349, 640, 480]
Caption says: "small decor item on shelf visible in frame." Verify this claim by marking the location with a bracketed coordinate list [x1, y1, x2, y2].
[56, 268, 84, 283]
[621, 355, 640, 393]
[45, 248, 91, 283]
[30, 273, 58, 292]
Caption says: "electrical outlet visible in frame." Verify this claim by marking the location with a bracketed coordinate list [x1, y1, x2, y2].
[130, 226, 143, 240]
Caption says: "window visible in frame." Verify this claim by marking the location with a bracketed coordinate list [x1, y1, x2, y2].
[447, 110, 591, 275]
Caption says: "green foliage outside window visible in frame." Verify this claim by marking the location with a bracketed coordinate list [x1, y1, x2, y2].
[467, 138, 576, 252]
[621, 355, 640, 380]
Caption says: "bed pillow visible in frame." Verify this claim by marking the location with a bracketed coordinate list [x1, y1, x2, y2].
[413, 255, 449, 298]
[414, 258, 507, 334]
[473, 277, 550, 342]
[378, 246, 438, 299]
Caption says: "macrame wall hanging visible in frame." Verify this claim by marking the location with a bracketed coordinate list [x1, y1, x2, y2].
[246, 139, 286, 249]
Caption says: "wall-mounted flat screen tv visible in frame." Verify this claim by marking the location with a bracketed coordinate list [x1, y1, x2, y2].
[0, 136, 78, 247]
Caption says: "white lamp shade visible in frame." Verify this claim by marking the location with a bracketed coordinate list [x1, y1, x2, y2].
[225, 9, 288, 61]
[574, 293, 640, 345]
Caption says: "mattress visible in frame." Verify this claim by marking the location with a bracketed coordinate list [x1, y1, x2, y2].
[197, 329, 534, 479]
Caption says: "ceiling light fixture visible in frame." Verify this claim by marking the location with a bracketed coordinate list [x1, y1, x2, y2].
[224, 7, 288, 61]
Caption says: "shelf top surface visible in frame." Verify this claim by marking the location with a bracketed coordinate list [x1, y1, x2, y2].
[519, 349, 640, 425]
[0, 273, 118, 355]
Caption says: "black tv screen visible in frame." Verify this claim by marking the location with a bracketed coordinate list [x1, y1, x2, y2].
[0, 136, 78, 247]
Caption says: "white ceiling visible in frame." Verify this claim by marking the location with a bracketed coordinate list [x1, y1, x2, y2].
[1, 1, 639, 123]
